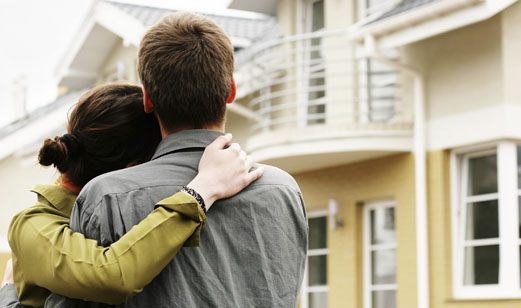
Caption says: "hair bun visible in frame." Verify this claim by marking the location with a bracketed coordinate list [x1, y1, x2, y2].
[38, 136, 72, 173]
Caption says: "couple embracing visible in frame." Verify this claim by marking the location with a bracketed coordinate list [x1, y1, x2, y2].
[1, 12, 307, 308]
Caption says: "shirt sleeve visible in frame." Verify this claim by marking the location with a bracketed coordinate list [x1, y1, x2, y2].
[8, 192, 206, 305]
[0, 284, 26, 308]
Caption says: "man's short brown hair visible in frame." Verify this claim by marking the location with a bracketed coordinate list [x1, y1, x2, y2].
[138, 12, 234, 129]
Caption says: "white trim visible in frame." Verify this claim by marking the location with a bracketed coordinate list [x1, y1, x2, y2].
[248, 130, 412, 161]
[351, 0, 480, 40]
[363, 200, 397, 308]
[428, 105, 521, 151]
[307, 285, 329, 293]
[370, 284, 398, 291]
[462, 239, 500, 247]
[308, 209, 329, 218]
[350, 0, 518, 50]
[301, 210, 329, 308]
[497, 142, 521, 293]
[308, 249, 329, 256]
[465, 194, 499, 203]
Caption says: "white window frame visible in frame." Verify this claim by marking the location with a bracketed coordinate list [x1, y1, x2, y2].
[451, 141, 521, 299]
[363, 200, 397, 308]
[301, 209, 329, 308]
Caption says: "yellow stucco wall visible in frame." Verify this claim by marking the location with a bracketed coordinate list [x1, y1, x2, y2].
[293, 153, 417, 308]
[427, 150, 521, 308]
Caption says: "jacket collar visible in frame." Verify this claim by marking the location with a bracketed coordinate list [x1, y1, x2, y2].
[31, 184, 77, 216]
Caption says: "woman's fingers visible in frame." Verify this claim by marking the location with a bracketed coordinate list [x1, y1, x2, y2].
[245, 166, 264, 184]
[239, 150, 247, 161]
[209, 133, 233, 150]
[229, 143, 241, 154]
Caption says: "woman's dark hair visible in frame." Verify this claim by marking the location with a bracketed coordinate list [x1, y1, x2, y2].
[38, 83, 162, 188]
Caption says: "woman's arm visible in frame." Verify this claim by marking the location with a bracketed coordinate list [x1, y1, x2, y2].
[8, 134, 263, 306]
[9, 192, 203, 306]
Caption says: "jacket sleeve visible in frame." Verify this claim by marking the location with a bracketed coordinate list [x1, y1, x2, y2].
[8, 192, 205, 305]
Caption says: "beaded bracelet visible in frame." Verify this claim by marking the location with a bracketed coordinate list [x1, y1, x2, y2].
[181, 186, 207, 213]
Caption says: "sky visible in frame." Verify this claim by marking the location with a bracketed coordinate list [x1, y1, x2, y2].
[0, 0, 233, 127]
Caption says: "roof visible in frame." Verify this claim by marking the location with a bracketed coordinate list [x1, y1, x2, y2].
[370, 0, 442, 23]
[109, 2, 278, 42]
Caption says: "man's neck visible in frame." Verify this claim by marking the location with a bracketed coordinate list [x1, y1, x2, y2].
[160, 123, 225, 139]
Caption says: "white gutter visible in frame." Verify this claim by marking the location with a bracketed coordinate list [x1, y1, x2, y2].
[364, 35, 429, 308]
[350, 0, 482, 41]
[350, 0, 519, 49]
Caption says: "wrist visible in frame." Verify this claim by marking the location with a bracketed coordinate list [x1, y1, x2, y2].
[187, 177, 218, 210]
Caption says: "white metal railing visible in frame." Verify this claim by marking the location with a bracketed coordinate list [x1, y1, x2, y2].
[235, 30, 411, 134]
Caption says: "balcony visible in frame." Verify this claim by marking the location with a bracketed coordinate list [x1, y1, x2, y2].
[233, 30, 414, 173]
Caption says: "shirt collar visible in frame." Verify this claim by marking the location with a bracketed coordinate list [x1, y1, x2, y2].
[152, 129, 224, 160]
[31, 184, 77, 216]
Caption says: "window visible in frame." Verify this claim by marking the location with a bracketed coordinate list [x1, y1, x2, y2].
[363, 200, 397, 308]
[452, 142, 521, 299]
[303, 0, 326, 125]
[358, 49, 397, 123]
[301, 211, 328, 308]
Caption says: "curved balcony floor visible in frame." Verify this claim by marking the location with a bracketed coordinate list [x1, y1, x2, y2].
[247, 122, 413, 174]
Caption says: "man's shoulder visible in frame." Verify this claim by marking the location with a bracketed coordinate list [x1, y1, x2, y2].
[250, 164, 301, 192]
[76, 162, 157, 210]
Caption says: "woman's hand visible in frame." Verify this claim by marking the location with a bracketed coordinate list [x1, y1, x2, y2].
[187, 134, 264, 210]
[2, 258, 13, 285]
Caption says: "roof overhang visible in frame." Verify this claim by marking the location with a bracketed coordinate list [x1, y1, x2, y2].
[54, 1, 146, 90]
[228, 0, 277, 16]
[0, 92, 82, 161]
[349, 0, 518, 49]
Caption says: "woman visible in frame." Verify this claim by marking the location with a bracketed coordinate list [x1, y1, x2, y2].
[0, 83, 263, 308]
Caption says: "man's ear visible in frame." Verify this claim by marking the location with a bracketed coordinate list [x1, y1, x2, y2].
[226, 76, 236, 104]
[142, 86, 155, 113]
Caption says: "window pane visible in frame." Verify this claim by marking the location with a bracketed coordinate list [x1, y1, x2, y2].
[311, 0, 324, 32]
[372, 290, 396, 308]
[517, 146, 521, 189]
[309, 216, 327, 250]
[465, 200, 499, 240]
[371, 249, 396, 284]
[467, 154, 497, 196]
[519, 196, 521, 238]
[463, 245, 499, 285]
[309, 255, 327, 286]
[309, 291, 328, 308]
[371, 207, 396, 245]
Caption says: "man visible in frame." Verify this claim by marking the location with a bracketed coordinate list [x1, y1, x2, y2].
[47, 12, 308, 308]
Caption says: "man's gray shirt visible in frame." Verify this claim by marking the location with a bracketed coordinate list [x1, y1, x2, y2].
[45, 129, 308, 308]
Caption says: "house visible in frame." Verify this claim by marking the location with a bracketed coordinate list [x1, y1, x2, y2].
[2, 0, 520, 307]
[230, 0, 521, 307]
[0, 0, 276, 280]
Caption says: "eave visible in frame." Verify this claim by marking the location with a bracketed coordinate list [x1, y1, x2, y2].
[349, 0, 518, 49]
